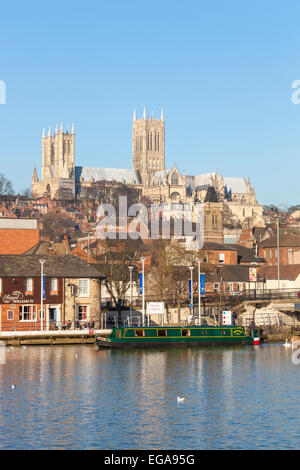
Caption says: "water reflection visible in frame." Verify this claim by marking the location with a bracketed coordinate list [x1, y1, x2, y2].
[0, 343, 298, 449]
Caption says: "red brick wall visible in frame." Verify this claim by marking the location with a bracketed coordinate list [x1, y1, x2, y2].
[204, 249, 238, 265]
[258, 246, 300, 265]
[0, 229, 39, 254]
[0, 277, 63, 331]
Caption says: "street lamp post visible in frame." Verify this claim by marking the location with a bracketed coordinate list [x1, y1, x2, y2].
[129, 266, 134, 326]
[196, 258, 201, 326]
[39, 258, 46, 331]
[189, 267, 195, 321]
[276, 216, 280, 299]
[141, 257, 146, 327]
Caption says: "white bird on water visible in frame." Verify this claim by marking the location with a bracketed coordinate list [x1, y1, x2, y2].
[283, 339, 292, 348]
[177, 397, 185, 403]
[75, 354, 78, 359]
[11, 385, 16, 390]
[23, 346, 27, 350]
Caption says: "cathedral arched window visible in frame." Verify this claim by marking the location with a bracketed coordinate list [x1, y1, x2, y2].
[150, 132, 152, 150]
[157, 133, 160, 151]
[171, 173, 179, 185]
[68, 140, 71, 154]
[212, 213, 218, 228]
[140, 135, 143, 151]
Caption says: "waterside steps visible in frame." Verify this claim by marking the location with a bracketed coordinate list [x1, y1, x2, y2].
[0, 329, 112, 346]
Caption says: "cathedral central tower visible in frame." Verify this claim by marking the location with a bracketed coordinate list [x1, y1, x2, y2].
[132, 107, 165, 186]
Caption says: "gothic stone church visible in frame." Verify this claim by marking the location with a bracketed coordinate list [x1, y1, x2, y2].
[31, 108, 264, 240]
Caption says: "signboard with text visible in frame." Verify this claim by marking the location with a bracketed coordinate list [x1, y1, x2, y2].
[147, 302, 164, 315]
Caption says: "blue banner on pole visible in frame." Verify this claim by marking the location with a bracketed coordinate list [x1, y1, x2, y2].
[189, 280, 192, 299]
[200, 273, 205, 295]
[43, 276, 46, 299]
[139, 273, 143, 294]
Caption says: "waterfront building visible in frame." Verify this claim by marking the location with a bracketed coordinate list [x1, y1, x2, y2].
[0, 255, 104, 331]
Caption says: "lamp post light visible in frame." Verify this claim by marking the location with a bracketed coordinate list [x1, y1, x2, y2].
[39, 258, 46, 331]
[129, 266, 134, 326]
[196, 258, 201, 326]
[189, 266, 195, 321]
[141, 257, 146, 327]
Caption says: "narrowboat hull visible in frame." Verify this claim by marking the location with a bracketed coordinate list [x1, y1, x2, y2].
[96, 326, 259, 349]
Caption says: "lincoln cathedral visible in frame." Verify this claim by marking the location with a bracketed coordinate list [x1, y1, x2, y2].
[32, 108, 264, 235]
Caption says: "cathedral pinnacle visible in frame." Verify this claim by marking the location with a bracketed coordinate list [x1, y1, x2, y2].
[161, 108, 164, 121]
[143, 106, 146, 120]
[60, 122, 64, 133]
[133, 109, 136, 121]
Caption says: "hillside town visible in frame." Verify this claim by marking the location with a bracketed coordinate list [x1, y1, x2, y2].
[0, 113, 300, 334]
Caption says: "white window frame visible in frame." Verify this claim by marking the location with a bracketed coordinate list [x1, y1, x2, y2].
[25, 278, 33, 293]
[19, 305, 37, 322]
[78, 279, 89, 297]
[50, 277, 58, 292]
[219, 253, 225, 263]
[77, 305, 89, 321]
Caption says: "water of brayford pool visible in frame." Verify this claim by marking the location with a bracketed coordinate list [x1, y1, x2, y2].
[0, 343, 298, 450]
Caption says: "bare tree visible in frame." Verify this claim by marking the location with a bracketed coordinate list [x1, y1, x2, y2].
[0, 174, 14, 195]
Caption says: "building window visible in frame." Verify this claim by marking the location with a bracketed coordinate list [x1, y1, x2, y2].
[213, 283, 220, 293]
[25, 278, 33, 293]
[219, 253, 225, 263]
[171, 173, 179, 185]
[7, 310, 14, 321]
[0, 278, 2, 295]
[50, 278, 58, 292]
[157, 133, 159, 151]
[269, 249, 273, 259]
[78, 279, 89, 297]
[19, 305, 37, 321]
[78, 305, 88, 320]
[212, 213, 218, 228]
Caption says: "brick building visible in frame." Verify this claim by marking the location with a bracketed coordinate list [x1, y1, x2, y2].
[258, 234, 300, 265]
[0, 218, 39, 254]
[0, 255, 104, 331]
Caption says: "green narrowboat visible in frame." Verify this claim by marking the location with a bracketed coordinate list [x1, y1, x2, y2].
[96, 325, 260, 349]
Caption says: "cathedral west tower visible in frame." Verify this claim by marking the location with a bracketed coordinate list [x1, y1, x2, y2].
[132, 107, 165, 186]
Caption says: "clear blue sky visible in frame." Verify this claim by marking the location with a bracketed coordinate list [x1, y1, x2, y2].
[1, 0, 300, 207]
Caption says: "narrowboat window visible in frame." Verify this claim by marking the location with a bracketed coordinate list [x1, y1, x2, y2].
[116, 330, 122, 339]
[157, 329, 167, 337]
[181, 329, 190, 337]
[221, 330, 226, 335]
[135, 329, 145, 337]
[202, 330, 207, 335]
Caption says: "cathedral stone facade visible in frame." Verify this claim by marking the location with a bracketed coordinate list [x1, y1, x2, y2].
[32, 109, 264, 231]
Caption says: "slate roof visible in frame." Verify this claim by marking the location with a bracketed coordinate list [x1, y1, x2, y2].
[0, 255, 105, 278]
[227, 244, 266, 264]
[186, 174, 248, 194]
[75, 166, 142, 185]
[202, 242, 237, 251]
[207, 265, 265, 283]
[258, 234, 300, 248]
[257, 264, 300, 281]
[24, 242, 70, 256]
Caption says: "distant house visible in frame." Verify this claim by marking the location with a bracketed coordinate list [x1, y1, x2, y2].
[258, 234, 300, 265]
[0, 218, 39, 255]
[257, 265, 300, 290]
